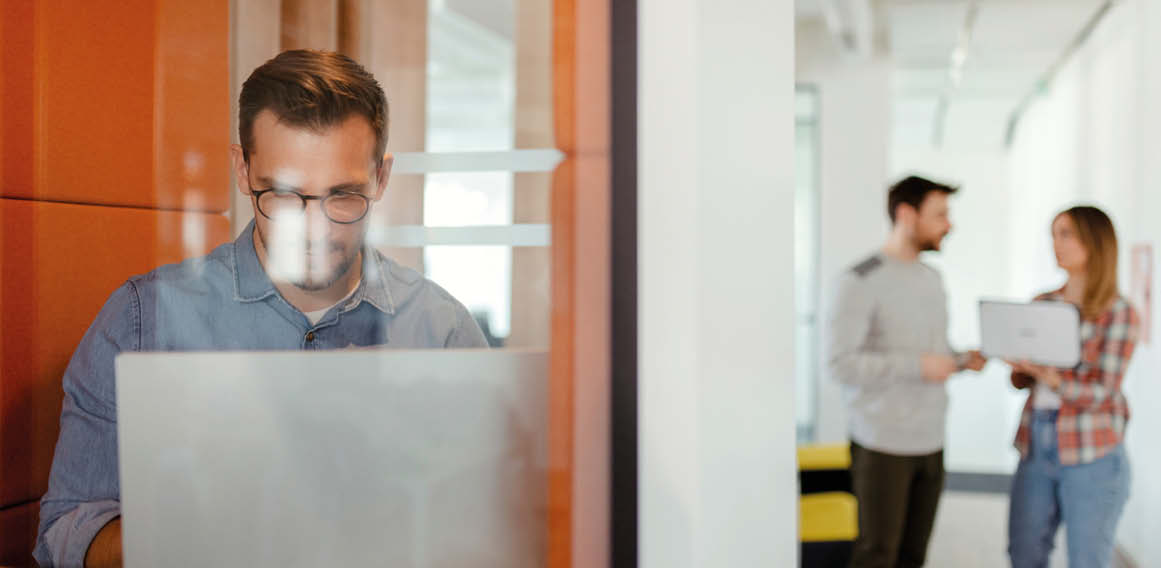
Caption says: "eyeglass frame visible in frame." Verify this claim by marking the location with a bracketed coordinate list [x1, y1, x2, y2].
[247, 180, 373, 225]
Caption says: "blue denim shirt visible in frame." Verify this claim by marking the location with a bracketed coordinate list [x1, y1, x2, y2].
[34, 222, 486, 567]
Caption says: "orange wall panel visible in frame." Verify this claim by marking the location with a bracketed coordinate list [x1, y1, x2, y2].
[0, 0, 230, 213]
[0, 500, 39, 566]
[550, 1, 613, 566]
[0, 199, 231, 509]
[1, 0, 36, 197]
[34, 0, 157, 207]
[155, 0, 231, 212]
[0, 0, 233, 562]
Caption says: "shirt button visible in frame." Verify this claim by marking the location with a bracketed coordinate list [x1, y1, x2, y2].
[305, 331, 316, 342]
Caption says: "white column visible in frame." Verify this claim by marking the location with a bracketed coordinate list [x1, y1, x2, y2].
[638, 0, 798, 566]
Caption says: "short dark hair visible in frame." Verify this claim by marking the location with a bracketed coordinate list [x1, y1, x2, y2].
[887, 175, 958, 224]
[239, 49, 388, 165]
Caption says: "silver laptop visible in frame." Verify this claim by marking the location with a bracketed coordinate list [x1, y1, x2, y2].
[115, 349, 548, 568]
[980, 300, 1082, 368]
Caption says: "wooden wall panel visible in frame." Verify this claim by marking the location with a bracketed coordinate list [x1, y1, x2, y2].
[360, 0, 427, 272]
[509, 0, 554, 350]
[230, 0, 282, 236]
[281, 0, 338, 51]
[550, 0, 612, 566]
[549, 0, 577, 565]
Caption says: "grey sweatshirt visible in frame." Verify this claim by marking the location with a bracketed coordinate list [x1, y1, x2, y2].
[825, 252, 955, 456]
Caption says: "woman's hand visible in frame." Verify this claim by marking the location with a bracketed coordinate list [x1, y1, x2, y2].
[1006, 360, 1063, 390]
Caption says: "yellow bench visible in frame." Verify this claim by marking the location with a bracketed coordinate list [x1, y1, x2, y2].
[797, 442, 851, 471]
[799, 444, 857, 566]
[800, 492, 859, 542]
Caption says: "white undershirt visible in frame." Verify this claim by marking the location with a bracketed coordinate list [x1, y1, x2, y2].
[302, 281, 361, 325]
[1033, 382, 1063, 410]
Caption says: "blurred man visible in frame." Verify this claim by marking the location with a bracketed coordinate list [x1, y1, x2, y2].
[34, 50, 487, 568]
[826, 175, 986, 568]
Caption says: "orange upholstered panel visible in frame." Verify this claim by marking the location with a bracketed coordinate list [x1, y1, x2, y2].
[0, 0, 230, 213]
[0, 200, 230, 511]
[0, 1, 233, 564]
[1, 0, 35, 201]
[0, 501, 38, 566]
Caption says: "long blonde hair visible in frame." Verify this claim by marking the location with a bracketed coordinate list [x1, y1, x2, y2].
[1058, 206, 1119, 320]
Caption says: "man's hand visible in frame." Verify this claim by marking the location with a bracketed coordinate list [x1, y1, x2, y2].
[963, 350, 988, 372]
[85, 517, 122, 568]
[1007, 360, 1062, 390]
[921, 354, 958, 383]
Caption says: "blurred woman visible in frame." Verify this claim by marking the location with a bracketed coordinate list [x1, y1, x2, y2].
[1007, 206, 1140, 568]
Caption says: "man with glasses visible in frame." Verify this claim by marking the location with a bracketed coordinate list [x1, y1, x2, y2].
[34, 50, 487, 568]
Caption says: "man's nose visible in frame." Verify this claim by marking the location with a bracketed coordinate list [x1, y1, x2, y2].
[303, 201, 330, 233]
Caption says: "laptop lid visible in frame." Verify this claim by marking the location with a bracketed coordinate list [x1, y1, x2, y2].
[979, 300, 1081, 368]
[116, 349, 547, 568]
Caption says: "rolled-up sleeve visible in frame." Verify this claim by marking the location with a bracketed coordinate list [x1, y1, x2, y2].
[35, 282, 140, 567]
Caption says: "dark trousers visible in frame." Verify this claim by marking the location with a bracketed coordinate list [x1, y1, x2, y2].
[849, 441, 945, 568]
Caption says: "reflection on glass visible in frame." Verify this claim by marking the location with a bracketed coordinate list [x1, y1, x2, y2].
[426, 245, 513, 346]
[424, 0, 528, 350]
[424, 173, 514, 227]
[428, 0, 516, 153]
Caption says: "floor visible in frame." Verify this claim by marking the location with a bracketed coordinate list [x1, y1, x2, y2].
[927, 491, 1069, 567]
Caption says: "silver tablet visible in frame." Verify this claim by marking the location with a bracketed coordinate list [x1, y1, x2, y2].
[979, 300, 1081, 368]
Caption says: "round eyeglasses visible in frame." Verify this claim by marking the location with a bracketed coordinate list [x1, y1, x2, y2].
[250, 187, 372, 224]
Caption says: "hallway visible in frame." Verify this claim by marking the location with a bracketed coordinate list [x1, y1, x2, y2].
[928, 490, 1135, 568]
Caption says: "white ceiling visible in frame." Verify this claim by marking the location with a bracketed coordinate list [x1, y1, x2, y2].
[797, 0, 826, 18]
[801, 0, 1110, 149]
[891, 0, 1101, 96]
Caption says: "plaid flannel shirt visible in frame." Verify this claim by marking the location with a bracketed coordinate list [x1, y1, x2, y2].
[1011, 290, 1140, 465]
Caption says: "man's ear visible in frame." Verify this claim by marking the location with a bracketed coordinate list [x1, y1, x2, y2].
[230, 144, 251, 196]
[373, 152, 394, 202]
[896, 203, 918, 226]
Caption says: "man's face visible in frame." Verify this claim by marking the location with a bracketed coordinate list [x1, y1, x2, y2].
[907, 192, 953, 252]
[232, 110, 390, 291]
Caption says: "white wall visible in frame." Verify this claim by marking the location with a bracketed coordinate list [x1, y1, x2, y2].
[1121, 1, 1161, 562]
[796, 20, 892, 444]
[1007, 0, 1161, 563]
[639, 0, 798, 566]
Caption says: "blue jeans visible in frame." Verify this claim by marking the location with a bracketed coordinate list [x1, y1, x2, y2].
[1008, 410, 1131, 568]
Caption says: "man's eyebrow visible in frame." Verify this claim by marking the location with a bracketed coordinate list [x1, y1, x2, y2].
[255, 176, 300, 192]
[326, 181, 370, 194]
[255, 177, 369, 194]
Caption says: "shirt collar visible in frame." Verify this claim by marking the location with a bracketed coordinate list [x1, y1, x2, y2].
[354, 246, 396, 315]
[231, 220, 396, 315]
[232, 221, 278, 303]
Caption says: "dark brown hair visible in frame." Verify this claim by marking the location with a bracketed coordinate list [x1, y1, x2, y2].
[1057, 206, 1120, 320]
[887, 175, 958, 224]
[239, 49, 388, 164]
